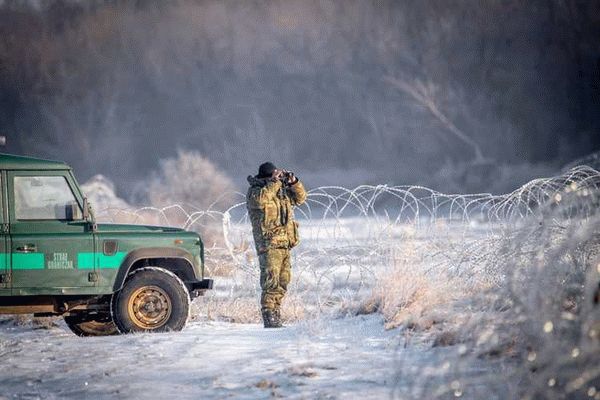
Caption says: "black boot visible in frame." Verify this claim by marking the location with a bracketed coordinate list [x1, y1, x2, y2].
[272, 309, 283, 328]
[262, 310, 276, 328]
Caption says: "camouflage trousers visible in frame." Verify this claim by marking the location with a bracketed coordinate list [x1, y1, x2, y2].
[258, 248, 291, 312]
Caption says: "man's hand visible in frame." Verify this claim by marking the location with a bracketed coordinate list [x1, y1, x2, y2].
[271, 169, 284, 181]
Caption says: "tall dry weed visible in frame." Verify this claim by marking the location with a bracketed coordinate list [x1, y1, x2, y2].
[356, 244, 468, 331]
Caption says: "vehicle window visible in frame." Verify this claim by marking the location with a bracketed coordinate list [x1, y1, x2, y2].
[14, 176, 82, 220]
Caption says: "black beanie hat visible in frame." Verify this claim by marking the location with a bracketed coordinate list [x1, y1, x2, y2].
[258, 162, 277, 178]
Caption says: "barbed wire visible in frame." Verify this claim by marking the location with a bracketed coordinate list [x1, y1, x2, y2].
[96, 165, 600, 226]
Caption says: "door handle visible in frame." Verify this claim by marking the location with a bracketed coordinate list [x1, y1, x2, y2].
[16, 244, 37, 253]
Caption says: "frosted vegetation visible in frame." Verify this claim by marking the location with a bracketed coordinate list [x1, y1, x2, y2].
[85, 165, 600, 399]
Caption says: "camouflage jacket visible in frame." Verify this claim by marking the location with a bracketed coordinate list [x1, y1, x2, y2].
[246, 175, 307, 252]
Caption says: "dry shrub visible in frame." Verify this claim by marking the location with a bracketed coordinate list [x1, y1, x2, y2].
[191, 286, 307, 324]
[4, 315, 31, 326]
[204, 254, 238, 278]
[31, 316, 60, 330]
[192, 293, 260, 324]
[358, 261, 462, 331]
[280, 293, 308, 322]
[0, 315, 59, 329]
[140, 150, 238, 247]
[350, 231, 487, 335]
[81, 175, 132, 212]
[193, 221, 230, 249]
[146, 150, 236, 212]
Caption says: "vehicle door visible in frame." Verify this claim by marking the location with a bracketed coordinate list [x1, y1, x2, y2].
[8, 170, 95, 294]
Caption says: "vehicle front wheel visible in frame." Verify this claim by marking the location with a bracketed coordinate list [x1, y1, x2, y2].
[64, 314, 119, 337]
[111, 267, 190, 333]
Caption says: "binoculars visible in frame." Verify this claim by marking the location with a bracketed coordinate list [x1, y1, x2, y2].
[278, 169, 296, 185]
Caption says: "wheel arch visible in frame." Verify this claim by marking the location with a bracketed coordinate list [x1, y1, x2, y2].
[112, 248, 197, 292]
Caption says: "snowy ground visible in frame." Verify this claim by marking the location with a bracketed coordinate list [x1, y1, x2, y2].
[0, 314, 508, 400]
[0, 316, 394, 400]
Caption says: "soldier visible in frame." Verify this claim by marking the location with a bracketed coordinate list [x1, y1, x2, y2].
[246, 162, 307, 328]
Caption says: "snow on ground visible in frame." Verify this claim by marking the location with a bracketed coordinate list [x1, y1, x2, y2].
[0, 316, 395, 400]
[0, 314, 508, 400]
[0, 315, 506, 400]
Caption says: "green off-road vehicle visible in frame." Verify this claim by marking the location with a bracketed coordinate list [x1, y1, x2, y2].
[0, 153, 212, 336]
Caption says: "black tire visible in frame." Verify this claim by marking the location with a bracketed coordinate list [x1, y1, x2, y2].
[111, 267, 190, 334]
[64, 314, 119, 337]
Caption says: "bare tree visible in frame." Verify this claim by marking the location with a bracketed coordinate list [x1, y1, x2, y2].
[385, 76, 486, 163]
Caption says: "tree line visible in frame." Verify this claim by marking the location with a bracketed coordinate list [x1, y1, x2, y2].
[0, 0, 599, 196]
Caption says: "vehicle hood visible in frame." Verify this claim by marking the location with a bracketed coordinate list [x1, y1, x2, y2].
[95, 223, 189, 234]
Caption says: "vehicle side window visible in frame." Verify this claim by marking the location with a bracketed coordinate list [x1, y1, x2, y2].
[14, 176, 82, 221]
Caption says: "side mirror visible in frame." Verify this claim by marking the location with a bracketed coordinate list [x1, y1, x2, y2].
[64, 203, 83, 221]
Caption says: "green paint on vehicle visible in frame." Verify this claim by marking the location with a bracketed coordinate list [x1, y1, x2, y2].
[77, 252, 95, 269]
[3, 252, 127, 270]
[96, 252, 127, 269]
[0, 153, 208, 304]
[12, 253, 45, 270]
[77, 252, 127, 269]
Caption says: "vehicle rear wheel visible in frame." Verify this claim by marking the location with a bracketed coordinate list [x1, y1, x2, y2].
[64, 314, 119, 337]
[111, 267, 190, 333]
